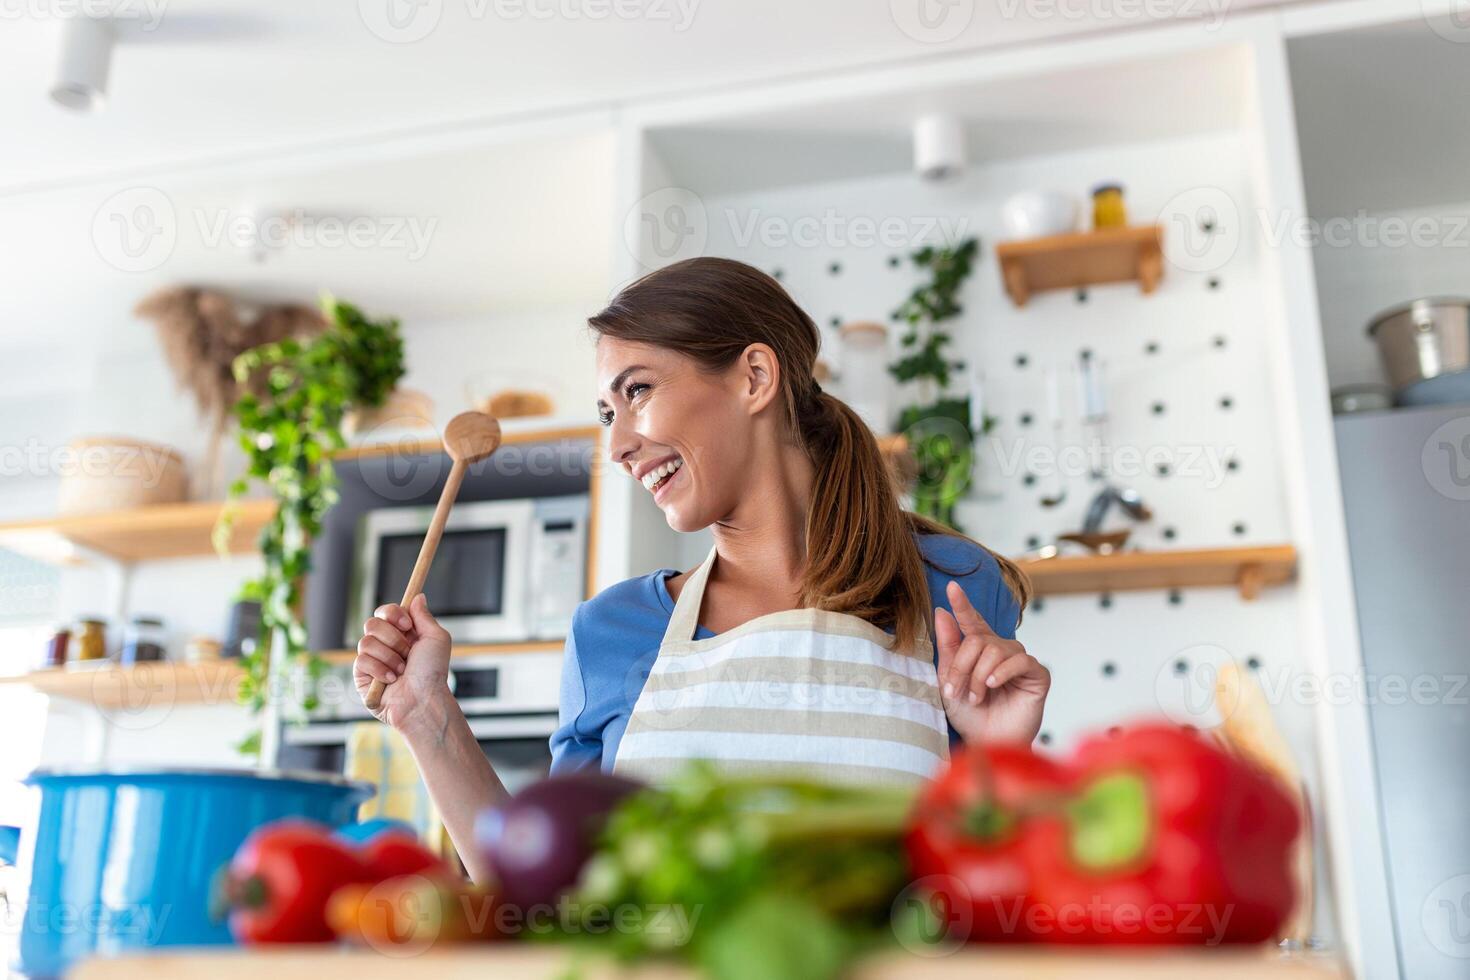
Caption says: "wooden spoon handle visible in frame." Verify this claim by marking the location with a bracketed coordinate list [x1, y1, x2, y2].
[363, 459, 467, 711]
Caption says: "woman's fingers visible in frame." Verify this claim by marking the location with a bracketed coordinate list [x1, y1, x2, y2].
[356, 635, 406, 680]
[967, 641, 1014, 703]
[934, 606, 962, 677]
[946, 580, 997, 638]
[942, 634, 986, 701]
[988, 653, 1051, 694]
[374, 602, 413, 632]
[362, 617, 410, 656]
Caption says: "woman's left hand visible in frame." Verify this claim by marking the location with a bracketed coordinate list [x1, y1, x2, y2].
[934, 580, 1050, 745]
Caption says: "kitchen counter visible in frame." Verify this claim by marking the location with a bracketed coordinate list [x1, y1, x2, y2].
[71, 945, 1346, 979]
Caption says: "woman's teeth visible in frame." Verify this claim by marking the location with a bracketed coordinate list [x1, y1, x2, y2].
[641, 457, 683, 493]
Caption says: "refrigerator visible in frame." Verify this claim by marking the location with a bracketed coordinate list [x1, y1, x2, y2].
[1335, 402, 1470, 980]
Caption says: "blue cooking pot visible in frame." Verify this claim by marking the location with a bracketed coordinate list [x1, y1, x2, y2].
[0, 767, 373, 978]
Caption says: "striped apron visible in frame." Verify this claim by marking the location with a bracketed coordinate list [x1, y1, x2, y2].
[613, 545, 950, 787]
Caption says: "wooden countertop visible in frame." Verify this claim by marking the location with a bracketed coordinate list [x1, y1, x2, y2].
[72, 944, 1346, 979]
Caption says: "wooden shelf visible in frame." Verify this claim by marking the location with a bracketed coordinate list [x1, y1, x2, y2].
[995, 225, 1163, 307]
[0, 499, 275, 566]
[333, 425, 602, 461]
[0, 660, 245, 709]
[316, 640, 564, 664]
[1018, 545, 1297, 600]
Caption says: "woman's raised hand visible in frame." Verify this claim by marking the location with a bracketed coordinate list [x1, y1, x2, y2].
[934, 580, 1050, 745]
[354, 593, 454, 731]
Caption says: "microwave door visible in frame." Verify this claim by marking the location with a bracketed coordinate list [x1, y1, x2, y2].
[348, 499, 533, 647]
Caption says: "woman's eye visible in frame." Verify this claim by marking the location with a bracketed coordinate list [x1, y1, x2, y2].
[625, 382, 650, 401]
[597, 409, 614, 426]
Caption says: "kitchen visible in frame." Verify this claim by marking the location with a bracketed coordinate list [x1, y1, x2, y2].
[0, 2, 1466, 978]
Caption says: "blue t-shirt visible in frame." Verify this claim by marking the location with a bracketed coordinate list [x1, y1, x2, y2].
[548, 532, 1021, 774]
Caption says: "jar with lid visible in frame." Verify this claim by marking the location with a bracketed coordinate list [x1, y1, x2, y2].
[1092, 183, 1127, 229]
[43, 628, 70, 668]
[120, 616, 167, 665]
[75, 619, 107, 662]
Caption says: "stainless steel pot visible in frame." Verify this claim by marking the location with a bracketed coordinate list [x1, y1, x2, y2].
[1367, 298, 1470, 406]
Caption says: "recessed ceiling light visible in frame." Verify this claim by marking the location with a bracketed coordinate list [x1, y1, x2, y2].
[51, 17, 114, 112]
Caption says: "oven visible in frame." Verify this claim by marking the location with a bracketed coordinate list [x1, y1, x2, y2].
[275, 652, 561, 795]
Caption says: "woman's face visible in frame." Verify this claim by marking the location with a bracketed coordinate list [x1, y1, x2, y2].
[596, 337, 756, 533]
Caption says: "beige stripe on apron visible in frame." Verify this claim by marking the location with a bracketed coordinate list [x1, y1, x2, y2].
[613, 545, 950, 787]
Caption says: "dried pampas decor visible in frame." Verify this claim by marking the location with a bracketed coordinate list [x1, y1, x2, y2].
[135, 287, 324, 497]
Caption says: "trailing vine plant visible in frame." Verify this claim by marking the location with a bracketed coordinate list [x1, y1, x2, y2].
[889, 237, 991, 530]
[215, 296, 406, 755]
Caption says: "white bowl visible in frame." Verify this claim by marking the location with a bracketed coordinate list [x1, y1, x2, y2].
[1001, 191, 1079, 239]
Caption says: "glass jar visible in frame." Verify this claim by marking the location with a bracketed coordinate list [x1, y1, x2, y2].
[43, 628, 70, 669]
[75, 619, 107, 661]
[120, 616, 166, 665]
[837, 321, 891, 433]
[1092, 183, 1127, 229]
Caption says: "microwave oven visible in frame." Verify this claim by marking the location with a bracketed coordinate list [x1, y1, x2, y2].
[344, 494, 589, 648]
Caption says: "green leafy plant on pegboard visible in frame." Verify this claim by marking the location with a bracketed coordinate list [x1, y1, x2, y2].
[214, 295, 406, 755]
[889, 238, 992, 530]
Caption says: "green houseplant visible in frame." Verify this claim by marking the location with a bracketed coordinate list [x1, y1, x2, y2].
[889, 237, 991, 530]
[215, 295, 406, 754]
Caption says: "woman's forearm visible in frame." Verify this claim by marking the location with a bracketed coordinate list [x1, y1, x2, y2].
[398, 692, 509, 883]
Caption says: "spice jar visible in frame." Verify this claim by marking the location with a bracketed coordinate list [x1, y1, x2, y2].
[120, 616, 166, 665]
[185, 636, 221, 664]
[75, 619, 107, 661]
[43, 628, 70, 668]
[1092, 183, 1127, 229]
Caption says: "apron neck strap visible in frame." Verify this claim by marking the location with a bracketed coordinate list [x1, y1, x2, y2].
[663, 544, 718, 645]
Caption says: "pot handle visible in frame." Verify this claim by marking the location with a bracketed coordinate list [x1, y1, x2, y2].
[0, 825, 19, 866]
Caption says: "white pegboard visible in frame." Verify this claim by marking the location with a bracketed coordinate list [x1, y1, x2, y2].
[696, 129, 1311, 751]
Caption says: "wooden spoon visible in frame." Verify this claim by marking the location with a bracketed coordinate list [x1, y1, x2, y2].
[362, 411, 503, 711]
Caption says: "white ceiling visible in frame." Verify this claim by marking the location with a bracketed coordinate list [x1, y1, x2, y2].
[0, 0, 1281, 195]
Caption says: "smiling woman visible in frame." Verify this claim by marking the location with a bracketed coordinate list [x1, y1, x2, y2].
[354, 257, 1047, 881]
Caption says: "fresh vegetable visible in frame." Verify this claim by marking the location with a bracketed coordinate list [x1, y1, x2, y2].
[328, 874, 503, 950]
[475, 771, 642, 908]
[905, 743, 1069, 942]
[221, 820, 369, 943]
[1023, 723, 1300, 945]
[570, 763, 915, 980]
[358, 831, 450, 882]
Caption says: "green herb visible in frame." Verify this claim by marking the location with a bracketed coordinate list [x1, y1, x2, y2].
[564, 763, 915, 979]
[888, 238, 991, 530]
[214, 295, 405, 753]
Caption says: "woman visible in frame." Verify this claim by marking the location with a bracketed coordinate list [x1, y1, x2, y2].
[354, 257, 1049, 880]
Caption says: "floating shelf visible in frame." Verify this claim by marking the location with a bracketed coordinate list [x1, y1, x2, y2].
[0, 660, 245, 709]
[1017, 545, 1297, 600]
[332, 425, 601, 461]
[996, 225, 1163, 307]
[0, 499, 276, 566]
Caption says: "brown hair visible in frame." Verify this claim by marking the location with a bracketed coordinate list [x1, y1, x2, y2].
[589, 257, 1029, 650]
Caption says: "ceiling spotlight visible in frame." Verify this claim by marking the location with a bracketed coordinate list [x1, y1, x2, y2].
[913, 113, 966, 181]
[51, 17, 114, 112]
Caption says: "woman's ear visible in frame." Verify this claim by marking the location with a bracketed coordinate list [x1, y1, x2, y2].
[735, 343, 783, 415]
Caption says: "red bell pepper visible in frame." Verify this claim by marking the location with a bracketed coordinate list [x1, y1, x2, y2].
[358, 831, 451, 882]
[905, 744, 1069, 942]
[1022, 723, 1300, 945]
[222, 820, 371, 944]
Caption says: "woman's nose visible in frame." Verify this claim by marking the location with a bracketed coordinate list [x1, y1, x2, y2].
[607, 416, 639, 469]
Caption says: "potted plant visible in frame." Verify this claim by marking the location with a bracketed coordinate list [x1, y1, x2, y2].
[215, 295, 406, 755]
[889, 237, 991, 530]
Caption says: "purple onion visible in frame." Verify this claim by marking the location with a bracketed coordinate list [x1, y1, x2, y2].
[475, 771, 642, 908]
